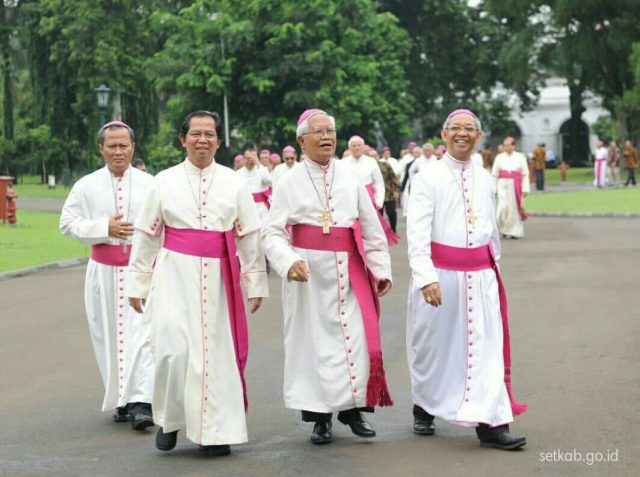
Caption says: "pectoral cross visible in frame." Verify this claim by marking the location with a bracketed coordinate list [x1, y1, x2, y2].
[196, 211, 207, 220]
[317, 210, 331, 234]
[121, 241, 128, 255]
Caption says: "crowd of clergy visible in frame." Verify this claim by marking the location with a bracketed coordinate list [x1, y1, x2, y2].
[59, 107, 531, 458]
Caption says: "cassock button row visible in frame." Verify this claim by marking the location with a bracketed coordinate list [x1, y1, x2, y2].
[469, 342, 474, 346]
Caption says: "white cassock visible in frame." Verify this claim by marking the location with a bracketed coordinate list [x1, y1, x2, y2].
[407, 155, 513, 427]
[263, 158, 392, 413]
[235, 164, 272, 224]
[491, 151, 530, 238]
[60, 165, 154, 412]
[397, 153, 414, 185]
[126, 159, 268, 446]
[408, 155, 437, 183]
[471, 152, 484, 170]
[271, 162, 298, 193]
[594, 146, 608, 187]
[343, 154, 385, 208]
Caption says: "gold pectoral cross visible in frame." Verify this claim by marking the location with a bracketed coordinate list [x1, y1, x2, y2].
[317, 210, 331, 234]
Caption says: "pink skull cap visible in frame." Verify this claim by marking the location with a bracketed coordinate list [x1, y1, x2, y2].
[270, 153, 280, 160]
[234, 154, 244, 162]
[382, 146, 390, 151]
[446, 108, 478, 121]
[408, 141, 417, 147]
[297, 108, 326, 126]
[437, 145, 447, 152]
[282, 145, 296, 153]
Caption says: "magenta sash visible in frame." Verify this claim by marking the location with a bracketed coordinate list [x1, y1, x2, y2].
[290, 223, 393, 407]
[595, 158, 606, 187]
[430, 241, 528, 416]
[163, 225, 249, 410]
[364, 183, 400, 246]
[498, 170, 528, 221]
[91, 244, 130, 266]
[252, 190, 271, 209]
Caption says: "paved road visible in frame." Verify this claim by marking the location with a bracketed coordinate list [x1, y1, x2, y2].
[1, 217, 638, 477]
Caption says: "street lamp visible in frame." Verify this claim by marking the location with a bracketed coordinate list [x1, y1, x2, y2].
[94, 84, 111, 128]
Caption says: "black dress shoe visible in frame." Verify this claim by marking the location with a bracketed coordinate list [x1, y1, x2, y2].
[413, 405, 435, 436]
[200, 444, 231, 457]
[156, 427, 178, 451]
[130, 403, 154, 430]
[337, 410, 376, 438]
[113, 406, 130, 422]
[310, 420, 333, 445]
[476, 424, 526, 450]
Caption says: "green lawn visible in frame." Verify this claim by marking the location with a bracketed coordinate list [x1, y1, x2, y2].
[543, 167, 593, 185]
[525, 187, 640, 213]
[0, 210, 88, 273]
[13, 175, 72, 199]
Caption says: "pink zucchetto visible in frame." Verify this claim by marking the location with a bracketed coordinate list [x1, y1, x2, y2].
[282, 145, 296, 153]
[437, 145, 447, 153]
[446, 109, 478, 121]
[234, 154, 244, 162]
[382, 146, 390, 152]
[297, 109, 326, 126]
[408, 141, 417, 148]
[270, 153, 281, 162]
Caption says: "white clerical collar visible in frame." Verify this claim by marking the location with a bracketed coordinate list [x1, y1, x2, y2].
[304, 156, 333, 171]
[184, 157, 216, 175]
[444, 153, 472, 170]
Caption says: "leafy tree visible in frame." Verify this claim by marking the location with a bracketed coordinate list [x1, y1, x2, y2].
[148, 0, 415, 158]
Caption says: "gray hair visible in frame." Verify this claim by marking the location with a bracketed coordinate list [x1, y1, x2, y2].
[296, 113, 336, 137]
[98, 121, 135, 145]
[442, 115, 483, 133]
[348, 135, 365, 148]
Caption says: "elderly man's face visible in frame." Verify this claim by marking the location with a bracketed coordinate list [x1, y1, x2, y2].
[283, 151, 297, 166]
[441, 113, 482, 160]
[297, 114, 336, 165]
[179, 116, 220, 167]
[259, 151, 270, 166]
[244, 150, 259, 169]
[423, 144, 434, 157]
[349, 140, 364, 159]
[411, 147, 422, 158]
[100, 127, 135, 176]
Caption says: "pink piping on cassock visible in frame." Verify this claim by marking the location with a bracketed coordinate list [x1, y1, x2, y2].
[290, 223, 393, 407]
[430, 241, 528, 416]
[162, 225, 249, 410]
[498, 170, 528, 221]
[364, 183, 400, 246]
[91, 244, 131, 266]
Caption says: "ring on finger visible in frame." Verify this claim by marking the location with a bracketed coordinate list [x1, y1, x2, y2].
[426, 296, 432, 303]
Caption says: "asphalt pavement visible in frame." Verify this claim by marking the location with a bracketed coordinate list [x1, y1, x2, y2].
[0, 216, 638, 477]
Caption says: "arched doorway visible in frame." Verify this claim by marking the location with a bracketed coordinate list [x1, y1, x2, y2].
[560, 118, 590, 166]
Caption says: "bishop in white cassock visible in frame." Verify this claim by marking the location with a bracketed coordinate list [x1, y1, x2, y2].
[60, 121, 155, 430]
[271, 145, 299, 193]
[263, 109, 393, 445]
[491, 137, 530, 239]
[344, 135, 400, 245]
[407, 109, 527, 451]
[235, 145, 272, 225]
[126, 111, 268, 457]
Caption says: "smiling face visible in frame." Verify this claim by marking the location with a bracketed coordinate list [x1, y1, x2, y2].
[441, 113, 482, 161]
[297, 113, 336, 165]
[100, 127, 135, 176]
[179, 115, 220, 168]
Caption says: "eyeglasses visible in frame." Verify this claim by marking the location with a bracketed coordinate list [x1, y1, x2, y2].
[447, 126, 478, 134]
[188, 130, 218, 140]
[303, 127, 337, 137]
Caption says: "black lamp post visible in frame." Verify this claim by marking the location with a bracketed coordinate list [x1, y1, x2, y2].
[94, 84, 111, 128]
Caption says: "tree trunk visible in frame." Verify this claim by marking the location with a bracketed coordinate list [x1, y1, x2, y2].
[0, 0, 13, 141]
